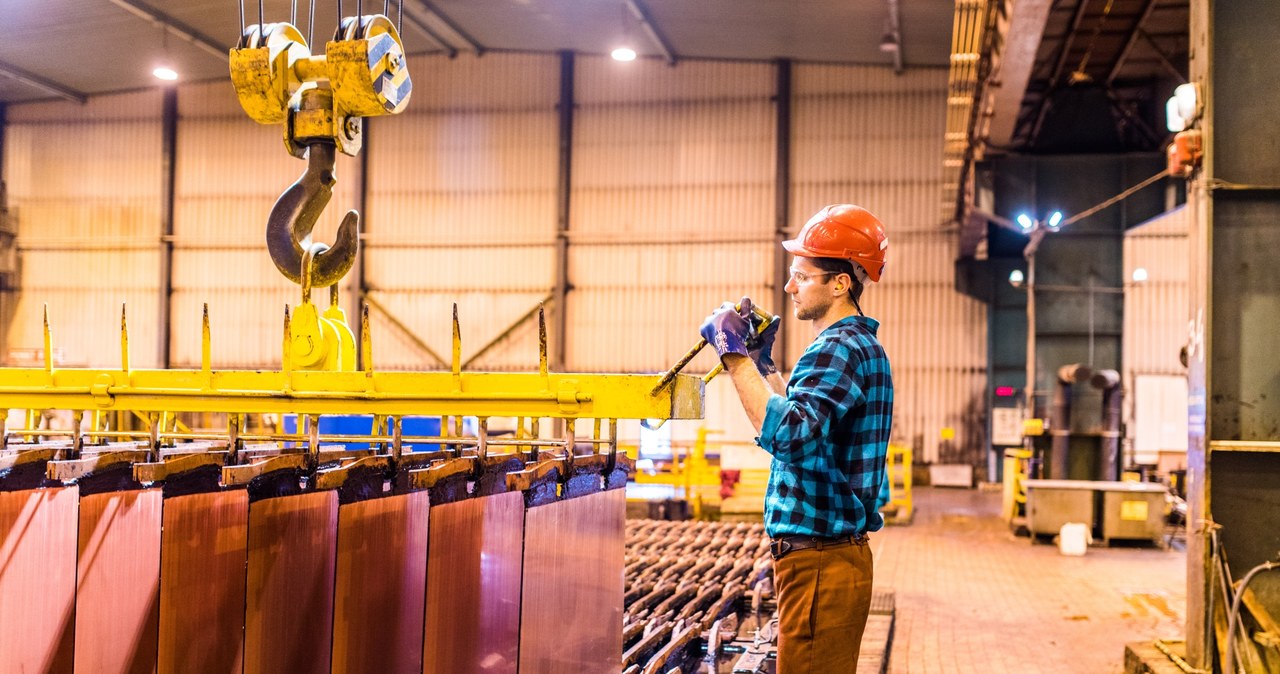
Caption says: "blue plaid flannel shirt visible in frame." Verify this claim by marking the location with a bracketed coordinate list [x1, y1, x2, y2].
[756, 315, 894, 538]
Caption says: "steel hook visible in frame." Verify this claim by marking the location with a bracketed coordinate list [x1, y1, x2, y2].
[266, 142, 360, 287]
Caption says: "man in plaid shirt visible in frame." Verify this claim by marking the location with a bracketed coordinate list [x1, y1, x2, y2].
[700, 204, 893, 673]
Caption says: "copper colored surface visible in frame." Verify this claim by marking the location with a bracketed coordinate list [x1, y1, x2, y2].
[157, 491, 249, 674]
[332, 492, 430, 674]
[0, 487, 78, 674]
[75, 489, 163, 674]
[519, 489, 625, 674]
[423, 491, 524, 674]
[244, 491, 339, 674]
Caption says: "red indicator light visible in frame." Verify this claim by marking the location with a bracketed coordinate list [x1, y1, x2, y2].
[994, 386, 1017, 397]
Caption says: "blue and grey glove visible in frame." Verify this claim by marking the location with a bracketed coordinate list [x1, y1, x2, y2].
[740, 297, 780, 377]
[700, 301, 752, 359]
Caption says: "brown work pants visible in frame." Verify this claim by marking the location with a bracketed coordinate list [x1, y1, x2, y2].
[774, 537, 873, 674]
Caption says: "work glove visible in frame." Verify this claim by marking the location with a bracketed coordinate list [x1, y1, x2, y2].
[741, 297, 780, 377]
[699, 300, 753, 360]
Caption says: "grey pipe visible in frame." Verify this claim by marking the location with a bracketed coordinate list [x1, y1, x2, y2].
[1224, 556, 1280, 674]
[1092, 369, 1121, 481]
[1050, 364, 1091, 479]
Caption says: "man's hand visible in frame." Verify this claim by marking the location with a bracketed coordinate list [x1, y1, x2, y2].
[739, 297, 780, 377]
[700, 301, 752, 359]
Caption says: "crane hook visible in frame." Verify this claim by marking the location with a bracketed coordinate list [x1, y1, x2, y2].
[266, 142, 359, 287]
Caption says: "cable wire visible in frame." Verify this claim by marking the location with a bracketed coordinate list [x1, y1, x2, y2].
[1060, 169, 1170, 228]
[1224, 557, 1280, 674]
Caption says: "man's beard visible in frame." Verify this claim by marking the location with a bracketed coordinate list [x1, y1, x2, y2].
[794, 296, 831, 322]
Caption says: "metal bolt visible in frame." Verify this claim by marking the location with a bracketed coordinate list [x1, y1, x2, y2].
[389, 54, 403, 70]
[344, 118, 360, 139]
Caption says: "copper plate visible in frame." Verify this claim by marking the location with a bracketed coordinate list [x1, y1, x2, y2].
[75, 489, 164, 674]
[519, 489, 625, 674]
[423, 491, 524, 674]
[244, 491, 339, 674]
[157, 490, 249, 674]
[332, 491, 430, 673]
[0, 487, 79, 673]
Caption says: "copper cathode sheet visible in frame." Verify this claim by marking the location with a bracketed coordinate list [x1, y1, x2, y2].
[332, 491, 430, 674]
[74, 489, 163, 674]
[518, 489, 626, 674]
[423, 491, 524, 674]
[244, 491, 339, 674]
[158, 490, 249, 674]
[0, 487, 78, 674]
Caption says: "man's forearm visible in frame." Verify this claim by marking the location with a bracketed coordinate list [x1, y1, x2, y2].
[723, 354, 775, 433]
[763, 371, 786, 395]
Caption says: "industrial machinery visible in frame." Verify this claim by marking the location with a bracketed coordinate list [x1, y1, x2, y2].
[0, 7, 704, 673]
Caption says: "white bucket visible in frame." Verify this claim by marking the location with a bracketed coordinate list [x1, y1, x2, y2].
[1058, 522, 1091, 556]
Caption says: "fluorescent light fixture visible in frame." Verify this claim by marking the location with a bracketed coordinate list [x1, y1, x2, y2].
[1174, 83, 1198, 121]
[153, 66, 178, 81]
[611, 46, 637, 62]
[1166, 96, 1186, 132]
[1009, 269, 1025, 287]
[1016, 214, 1033, 231]
[1131, 267, 1149, 283]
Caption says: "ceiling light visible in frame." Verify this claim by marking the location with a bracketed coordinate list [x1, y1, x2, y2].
[1047, 211, 1063, 229]
[879, 32, 899, 53]
[1009, 269, 1025, 287]
[1131, 267, 1149, 283]
[153, 66, 178, 81]
[611, 46, 637, 62]
[1016, 214, 1033, 231]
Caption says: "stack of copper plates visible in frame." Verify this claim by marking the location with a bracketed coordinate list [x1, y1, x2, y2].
[0, 440, 632, 674]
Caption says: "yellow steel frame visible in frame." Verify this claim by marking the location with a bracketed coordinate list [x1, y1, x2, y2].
[886, 443, 913, 521]
[0, 306, 704, 426]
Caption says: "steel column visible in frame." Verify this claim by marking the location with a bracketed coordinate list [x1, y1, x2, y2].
[158, 86, 177, 369]
[553, 50, 574, 372]
[1186, 0, 1280, 666]
[773, 60, 792, 369]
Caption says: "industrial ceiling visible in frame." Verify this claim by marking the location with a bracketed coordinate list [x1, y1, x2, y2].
[0, 0, 955, 104]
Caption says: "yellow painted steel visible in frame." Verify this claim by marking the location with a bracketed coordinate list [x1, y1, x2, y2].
[884, 443, 913, 523]
[0, 368, 704, 420]
[1002, 447, 1034, 521]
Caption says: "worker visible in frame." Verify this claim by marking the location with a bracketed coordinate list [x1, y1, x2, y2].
[700, 203, 892, 673]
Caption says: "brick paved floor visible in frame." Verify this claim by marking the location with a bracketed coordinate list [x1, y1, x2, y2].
[873, 487, 1185, 674]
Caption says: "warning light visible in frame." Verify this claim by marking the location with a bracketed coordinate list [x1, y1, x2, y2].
[994, 386, 1018, 397]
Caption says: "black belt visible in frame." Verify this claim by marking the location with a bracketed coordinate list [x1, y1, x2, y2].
[769, 533, 867, 560]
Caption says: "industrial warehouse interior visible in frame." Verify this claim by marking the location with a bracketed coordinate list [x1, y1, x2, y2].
[1, 1, 1276, 673]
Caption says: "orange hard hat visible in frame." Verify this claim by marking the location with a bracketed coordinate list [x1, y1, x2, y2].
[783, 204, 888, 282]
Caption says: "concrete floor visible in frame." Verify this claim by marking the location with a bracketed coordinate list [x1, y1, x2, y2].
[874, 487, 1185, 674]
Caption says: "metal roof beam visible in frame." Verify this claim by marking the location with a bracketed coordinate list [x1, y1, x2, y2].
[107, 0, 228, 62]
[1028, 0, 1093, 146]
[625, 0, 678, 66]
[400, 9, 459, 58]
[984, 0, 1054, 147]
[412, 1, 485, 55]
[1105, 0, 1160, 86]
[0, 60, 87, 104]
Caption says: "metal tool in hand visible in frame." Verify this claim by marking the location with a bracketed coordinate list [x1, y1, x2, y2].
[649, 301, 776, 395]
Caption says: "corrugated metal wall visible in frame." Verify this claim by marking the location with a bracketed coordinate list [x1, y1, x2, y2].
[3, 91, 163, 368]
[367, 53, 559, 371]
[0, 57, 985, 465]
[1123, 205, 1189, 378]
[569, 57, 776, 375]
[790, 65, 987, 464]
[172, 81, 361, 368]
